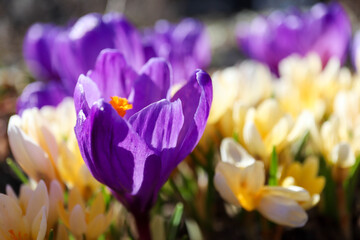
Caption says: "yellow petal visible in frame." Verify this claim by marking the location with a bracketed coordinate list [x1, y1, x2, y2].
[68, 187, 85, 212]
[7, 116, 56, 182]
[243, 121, 267, 159]
[25, 180, 49, 224]
[0, 194, 25, 232]
[69, 205, 87, 236]
[262, 186, 310, 203]
[89, 193, 105, 221]
[255, 99, 283, 135]
[32, 206, 47, 240]
[55, 223, 69, 240]
[86, 214, 105, 239]
[214, 171, 241, 207]
[214, 162, 242, 206]
[48, 180, 64, 230]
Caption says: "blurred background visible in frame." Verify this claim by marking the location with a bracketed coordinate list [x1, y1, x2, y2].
[0, 0, 358, 193]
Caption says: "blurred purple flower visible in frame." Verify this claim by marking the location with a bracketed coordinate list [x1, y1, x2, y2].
[23, 23, 62, 82]
[237, 2, 351, 74]
[20, 12, 144, 113]
[53, 12, 145, 94]
[351, 31, 360, 71]
[74, 49, 212, 238]
[143, 18, 211, 85]
[16, 81, 68, 115]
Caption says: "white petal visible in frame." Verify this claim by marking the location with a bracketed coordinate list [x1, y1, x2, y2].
[331, 142, 355, 168]
[26, 180, 49, 223]
[69, 205, 87, 236]
[220, 138, 254, 167]
[257, 194, 308, 227]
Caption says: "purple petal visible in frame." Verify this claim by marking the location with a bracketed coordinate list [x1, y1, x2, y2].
[128, 58, 172, 115]
[87, 49, 137, 101]
[352, 31, 360, 70]
[236, 2, 351, 74]
[17, 81, 68, 115]
[103, 12, 145, 71]
[74, 74, 101, 116]
[171, 69, 213, 161]
[75, 100, 160, 206]
[129, 99, 184, 152]
[53, 13, 115, 93]
[23, 23, 61, 81]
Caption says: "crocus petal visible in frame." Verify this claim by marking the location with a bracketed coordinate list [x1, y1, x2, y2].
[23, 23, 61, 81]
[32, 206, 47, 240]
[75, 100, 161, 211]
[88, 49, 137, 100]
[214, 162, 242, 206]
[69, 205, 87, 236]
[104, 12, 145, 71]
[8, 116, 56, 182]
[26, 181, 49, 223]
[86, 214, 106, 239]
[257, 193, 308, 227]
[220, 137, 254, 167]
[171, 69, 213, 161]
[53, 13, 115, 93]
[331, 142, 355, 168]
[0, 194, 24, 231]
[16, 81, 68, 115]
[130, 58, 172, 115]
[129, 99, 184, 155]
[74, 74, 101, 115]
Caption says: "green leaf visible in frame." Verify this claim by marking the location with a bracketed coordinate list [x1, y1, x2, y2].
[293, 131, 309, 162]
[344, 156, 360, 212]
[48, 229, 54, 240]
[233, 132, 239, 142]
[168, 202, 184, 240]
[6, 158, 28, 184]
[268, 147, 278, 186]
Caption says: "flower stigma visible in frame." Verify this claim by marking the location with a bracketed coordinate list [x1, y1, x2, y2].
[109, 96, 133, 117]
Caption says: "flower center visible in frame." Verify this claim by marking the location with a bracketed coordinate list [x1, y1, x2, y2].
[8, 230, 29, 240]
[109, 96, 133, 117]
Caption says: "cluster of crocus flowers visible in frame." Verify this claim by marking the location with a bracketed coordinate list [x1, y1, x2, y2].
[237, 2, 351, 74]
[209, 50, 360, 227]
[7, 98, 99, 198]
[19, 13, 210, 114]
[74, 48, 212, 238]
[215, 138, 311, 227]
[0, 180, 63, 240]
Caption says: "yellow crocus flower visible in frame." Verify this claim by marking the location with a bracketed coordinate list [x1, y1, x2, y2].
[280, 157, 325, 209]
[276, 54, 351, 122]
[0, 180, 60, 240]
[58, 187, 113, 240]
[214, 138, 309, 227]
[7, 98, 100, 198]
[233, 98, 293, 166]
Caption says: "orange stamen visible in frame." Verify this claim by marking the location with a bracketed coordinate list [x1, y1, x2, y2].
[8, 230, 28, 240]
[109, 96, 133, 117]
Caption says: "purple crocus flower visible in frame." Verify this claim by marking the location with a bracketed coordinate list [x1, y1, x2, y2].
[19, 12, 144, 113]
[23, 23, 62, 82]
[16, 81, 68, 115]
[53, 12, 145, 94]
[237, 2, 351, 74]
[351, 31, 360, 71]
[74, 49, 212, 239]
[143, 18, 211, 85]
